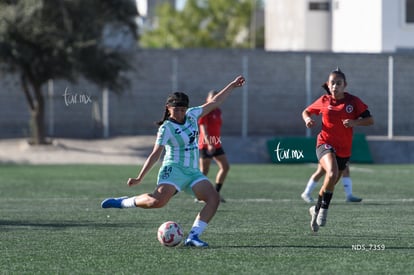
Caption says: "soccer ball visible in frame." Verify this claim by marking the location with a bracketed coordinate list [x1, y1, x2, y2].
[157, 221, 184, 247]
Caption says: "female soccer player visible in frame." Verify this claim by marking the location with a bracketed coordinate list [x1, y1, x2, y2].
[101, 75, 245, 247]
[302, 68, 373, 232]
[197, 90, 229, 203]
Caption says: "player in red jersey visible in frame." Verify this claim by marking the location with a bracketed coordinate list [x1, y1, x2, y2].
[301, 81, 363, 203]
[302, 68, 374, 232]
[198, 90, 229, 203]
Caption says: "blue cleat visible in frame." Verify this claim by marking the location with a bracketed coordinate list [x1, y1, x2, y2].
[346, 195, 363, 202]
[184, 235, 209, 247]
[101, 196, 128, 208]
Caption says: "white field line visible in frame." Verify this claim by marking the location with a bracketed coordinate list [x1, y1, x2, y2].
[1, 198, 414, 203]
[230, 198, 414, 203]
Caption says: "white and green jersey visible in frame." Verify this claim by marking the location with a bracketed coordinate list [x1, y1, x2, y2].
[156, 107, 202, 168]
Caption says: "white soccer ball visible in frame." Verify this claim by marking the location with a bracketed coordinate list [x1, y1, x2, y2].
[157, 221, 184, 247]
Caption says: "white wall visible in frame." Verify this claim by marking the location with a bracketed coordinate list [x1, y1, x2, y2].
[382, 0, 414, 51]
[332, 0, 414, 52]
[265, 0, 334, 51]
[265, 0, 414, 53]
[265, 0, 306, 51]
[305, 5, 331, 51]
[332, 0, 382, 53]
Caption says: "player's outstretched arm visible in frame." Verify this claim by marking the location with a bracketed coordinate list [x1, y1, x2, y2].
[201, 75, 245, 117]
[128, 144, 164, 186]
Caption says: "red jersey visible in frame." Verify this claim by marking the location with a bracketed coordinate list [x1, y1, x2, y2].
[306, 92, 368, 158]
[198, 108, 222, 149]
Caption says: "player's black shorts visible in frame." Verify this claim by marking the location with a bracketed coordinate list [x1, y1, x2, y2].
[199, 147, 225, 159]
[316, 144, 349, 171]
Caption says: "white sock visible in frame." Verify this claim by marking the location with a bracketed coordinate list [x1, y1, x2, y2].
[342, 177, 353, 198]
[121, 197, 136, 208]
[303, 179, 318, 195]
[188, 219, 208, 238]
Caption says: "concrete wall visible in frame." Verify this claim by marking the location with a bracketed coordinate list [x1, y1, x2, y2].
[1, 49, 414, 139]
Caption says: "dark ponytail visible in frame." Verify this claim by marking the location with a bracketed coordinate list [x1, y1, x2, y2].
[156, 108, 170, 126]
[321, 82, 331, 95]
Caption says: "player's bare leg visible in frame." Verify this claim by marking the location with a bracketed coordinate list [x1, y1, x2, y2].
[195, 158, 212, 203]
[133, 184, 177, 208]
[185, 179, 220, 247]
[302, 164, 325, 203]
[309, 153, 339, 230]
[213, 154, 229, 202]
[101, 184, 176, 209]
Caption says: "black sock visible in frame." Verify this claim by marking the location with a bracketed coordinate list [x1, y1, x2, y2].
[321, 191, 333, 209]
[315, 195, 323, 212]
[215, 183, 223, 192]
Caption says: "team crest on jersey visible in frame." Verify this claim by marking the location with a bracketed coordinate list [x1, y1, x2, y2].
[324, 144, 332, 149]
[346, 104, 354, 113]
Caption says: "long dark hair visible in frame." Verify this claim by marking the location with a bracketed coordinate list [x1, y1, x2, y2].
[156, 92, 189, 125]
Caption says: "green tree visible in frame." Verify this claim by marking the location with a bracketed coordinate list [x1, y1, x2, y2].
[140, 0, 257, 48]
[0, 0, 138, 144]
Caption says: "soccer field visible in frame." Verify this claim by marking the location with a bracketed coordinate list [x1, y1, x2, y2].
[1, 164, 413, 274]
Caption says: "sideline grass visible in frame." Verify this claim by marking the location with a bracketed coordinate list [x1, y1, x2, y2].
[1, 164, 413, 274]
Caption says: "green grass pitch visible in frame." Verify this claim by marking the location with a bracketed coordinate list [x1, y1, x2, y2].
[1, 164, 413, 274]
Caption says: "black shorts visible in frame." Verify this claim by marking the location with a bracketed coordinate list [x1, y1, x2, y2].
[199, 147, 225, 159]
[316, 144, 349, 171]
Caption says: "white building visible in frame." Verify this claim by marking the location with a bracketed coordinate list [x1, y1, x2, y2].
[135, 0, 176, 33]
[265, 0, 414, 53]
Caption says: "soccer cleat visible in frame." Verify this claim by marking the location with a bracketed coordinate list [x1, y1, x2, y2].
[219, 195, 226, 203]
[101, 196, 128, 208]
[184, 235, 209, 247]
[309, 206, 319, 232]
[301, 192, 314, 203]
[346, 195, 363, 202]
[317, 208, 328, 226]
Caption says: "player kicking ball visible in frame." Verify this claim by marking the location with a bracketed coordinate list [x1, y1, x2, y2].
[101, 75, 245, 247]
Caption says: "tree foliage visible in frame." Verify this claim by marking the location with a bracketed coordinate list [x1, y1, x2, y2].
[140, 0, 257, 48]
[0, 0, 138, 144]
